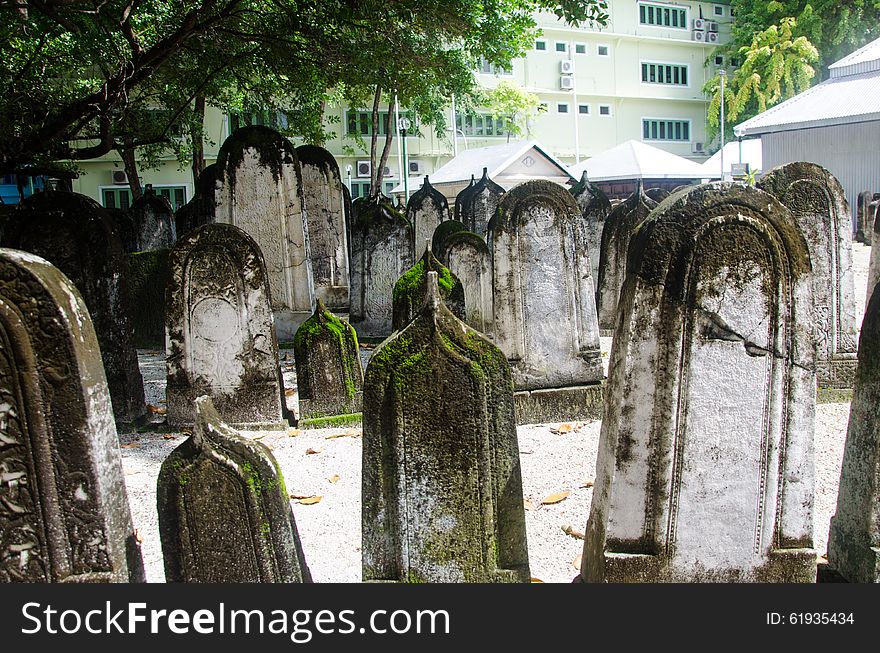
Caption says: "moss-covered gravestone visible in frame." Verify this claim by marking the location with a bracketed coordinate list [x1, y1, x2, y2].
[363, 272, 530, 583]
[157, 396, 311, 583]
[453, 175, 475, 223]
[570, 171, 611, 294]
[443, 230, 494, 337]
[759, 162, 858, 388]
[175, 164, 217, 239]
[166, 223, 286, 429]
[407, 177, 448, 255]
[0, 248, 144, 582]
[595, 182, 657, 332]
[214, 125, 315, 340]
[297, 145, 350, 311]
[2, 191, 146, 427]
[349, 196, 413, 337]
[392, 244, 465, 331]
[130, 189, 176, 251]
[293, 299, 363, 419]
[431, 219, 468, 263]
[459, 168, 505, 237]
[582, 183, 816, 583]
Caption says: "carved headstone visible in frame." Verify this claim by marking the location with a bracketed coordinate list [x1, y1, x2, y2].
[582, 183, 816, 583]
[856, 190, 874, 245]
[157, 396, 311, 582]
[124, 249, 170, 349]
[827, 286, 880, 582]
[490, 180, 603, 390]
[595, 183, 657, 331]
[2, 191, 146, 426]
[363, 272, 530, 583]
[296, 145, 350, 311]
[407, 177, 448, 255]
[392, 244, 465, 331]
[460, 168, 505, 237]
[293, 299, 363, 419]
[106, 208, 138, 253]
[166, 223, 286, 429]
[0, 248, 144, 582]
[569, 171, 612, 294]
[444, 231, 494, 337]
[130, 189, 176, 251]
[349, 197, 414, 337]
[214, 125, 315, 340]
[759, 162, 858, 387]
[865, 196, 880, 308]
[432, 220, 468, 262]
[175, 164, 217, 239]
[453, 175, 476, 223]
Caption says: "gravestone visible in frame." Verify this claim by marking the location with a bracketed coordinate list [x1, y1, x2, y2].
[827, 286, 880, 583]
[595, 183, 657, 332]
[106, 208, 138, 253]
[856, 191, 874, 245]
[0, 248, 144, 582]
[867, 206, 880, 309]
[645, 187, 670, 202]
[124, 249, 170, 349]
[407, 177, 449, 255]
[157, 396, 311, 583]
[569, 171, 612, 293]
[166, 223, 286, 429]
[444, 230, 494, 337]
[392, 244, 465, 331]
[759, 162, 858, 388]
[296, 145, 350, 311]
[432, 220, 468, 262]
[362, 272, 530, 583]
[349, 197, 414, 337]
[459, 168, 505, 237]
[130, 189, 176, 251]
[490, 180, 603, 391]
[581, 183, 816, 583]
[2, 191, 146, 427]
[214, 125, 315, 340]
[453, 175, 476, 223]
[175, 164, 218, 239]
[293, 299, 363, 419]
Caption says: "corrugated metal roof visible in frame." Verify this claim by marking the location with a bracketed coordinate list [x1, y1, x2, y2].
[830, 36, 880, 78]
[568, 140, 705, 181]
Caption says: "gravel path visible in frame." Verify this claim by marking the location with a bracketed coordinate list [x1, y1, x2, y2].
[120, 242, 872, 583]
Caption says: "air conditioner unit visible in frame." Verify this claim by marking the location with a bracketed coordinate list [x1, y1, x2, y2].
[707, 32, 720, 43]
[356, 160, 371, 178]
[692, 30, 707, 42]
[382, 166, 392, 177]
[560, 76, 575, 90]
[693, 18, 706, 30]
[409, 160, 424, 175]
[708, 22, 719, 32]
[692, 142, 705, 154]
[112, 170, 129, 185]
[560, 60, 574, 74]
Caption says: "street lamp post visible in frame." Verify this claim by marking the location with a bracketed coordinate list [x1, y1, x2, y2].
[398, 116, 411, 202]
[719, 69, 726, 182]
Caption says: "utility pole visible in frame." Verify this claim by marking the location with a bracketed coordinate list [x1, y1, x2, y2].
[719, 69, 726, 181]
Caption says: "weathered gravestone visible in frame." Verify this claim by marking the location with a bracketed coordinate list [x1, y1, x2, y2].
[581, 183, 816, 583]
[166, 223, 286, 429]
[407, 177, 449, 255]
[856, 190, 875, 245]
[595, 183, 657, 332]
[0, 248, 144, 582]
[129, 189, 176, 251]
[645, 187, 670, 202]
[124, 249, 170, 349]
[569, 171, 612, 293]
[444, 231, 494, 337]
[293, 299, 363, 419]
[759, 162, 858, 388]
[175, 164, 218, 239]
[349, 197, 413, 337]
[459, 168, 505, 237]
[490, 180, 603, 392]
[453, 175, 476, 223]
[827, 286, 880, 583]
[106, 207, 138, 253]
[431, 220, 468, 262]
[296, 145, 350, 311]
[214, 125, 315, 340]
[157, 396, 311, 582]
[2, 191, 146, 427]
[866, 197, 880, 309]
[362, 272, 530, 583]
[392, 244, 465, 331]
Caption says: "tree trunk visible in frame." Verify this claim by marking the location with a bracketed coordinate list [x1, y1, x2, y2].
[119, 144, 143, 201]
[190, 95, 206, 187]
[368, 84, 382, 199]
[376, 108, 395, 199]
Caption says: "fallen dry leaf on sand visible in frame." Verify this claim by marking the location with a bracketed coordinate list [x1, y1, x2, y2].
[580, 480, 594, 489]
[147, 404, 167, 415]
[572, 554, 582, 570]
[328, 474, 340, 484]
[530, 577, 545, 583]
[305, 447, 322, 455]
[523, 499, 536, 511]
[325, 430, 361, 440]
[541, 491, 570, 505]
[291, 495, 322, 505]
[120, 442, 139, 449]
[562, 525, 585, 540]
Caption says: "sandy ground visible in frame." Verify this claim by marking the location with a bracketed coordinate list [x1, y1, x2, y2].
[120, 242, 873, 583]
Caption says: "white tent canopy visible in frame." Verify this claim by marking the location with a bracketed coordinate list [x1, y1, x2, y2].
[567, 139, 705, 182]
[699, 139, 763, 179]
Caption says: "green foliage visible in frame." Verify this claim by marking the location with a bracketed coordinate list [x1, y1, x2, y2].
[482, 81, 543, 139]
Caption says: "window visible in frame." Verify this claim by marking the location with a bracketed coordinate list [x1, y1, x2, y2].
[535, 40, 547, 51]
[597, 45, 609, 56]
[230, 110, 290, 132]
[599, 105, 612, 116]
[578, 104, 590, 115]
[642, 118, 690, 141]
[102, 188, 133, 211]
[350, 181, 396, 200]
[455, 112, 507, 137]
[156, 186, 188, 211]
[714, 55, 724, 66]
[575, 43, 587, 55]
[557, 103, 569, 114]
[478, 57, 512, 76]
[714, 5, 724, 16]
[555, 42, 567, 53]
[639, 2, 687, 28]
[641, 62, 688, 86]
[346, 110, 416, 137]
